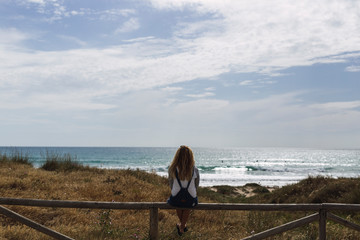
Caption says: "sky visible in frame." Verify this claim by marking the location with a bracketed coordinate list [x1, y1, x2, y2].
[0, 0, 359, 148]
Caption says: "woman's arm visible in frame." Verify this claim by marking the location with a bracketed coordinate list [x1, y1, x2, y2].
[168, 170, 174, 189]
[195, 167, 200, 189]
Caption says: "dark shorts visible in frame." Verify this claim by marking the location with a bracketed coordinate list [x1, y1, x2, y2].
[167, 196, 198, 208]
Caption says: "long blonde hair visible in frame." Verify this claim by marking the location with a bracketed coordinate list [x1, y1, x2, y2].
[169, 145, 195, 181]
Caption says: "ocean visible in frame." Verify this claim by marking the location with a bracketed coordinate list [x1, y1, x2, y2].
[1, 147, 360, 187]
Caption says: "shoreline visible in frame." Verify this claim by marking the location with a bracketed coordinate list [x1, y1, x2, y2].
[3, 146, 360, 188]
[148, 169, 303, 188]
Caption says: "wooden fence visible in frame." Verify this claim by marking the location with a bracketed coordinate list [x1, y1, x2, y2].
[1, 197, 360, 239]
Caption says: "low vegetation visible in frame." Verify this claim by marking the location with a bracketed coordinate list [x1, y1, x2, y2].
[0, 151, 32, 166]
[40, 152, 93, 172]
[250, 176, 360, 204]
[1, 152, 360, 239]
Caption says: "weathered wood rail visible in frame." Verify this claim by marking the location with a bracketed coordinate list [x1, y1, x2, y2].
[1, 197, 360, 239]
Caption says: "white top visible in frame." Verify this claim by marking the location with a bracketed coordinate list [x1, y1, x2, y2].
[170, 167, 199, 198]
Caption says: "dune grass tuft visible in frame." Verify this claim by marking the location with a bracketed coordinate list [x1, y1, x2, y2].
[0, 151, 32, 166]
[251, 175, 360, 204]
[40, 152, 93, 172]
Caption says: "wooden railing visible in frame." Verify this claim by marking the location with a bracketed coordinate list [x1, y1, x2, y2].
[1, 197, 360, 239]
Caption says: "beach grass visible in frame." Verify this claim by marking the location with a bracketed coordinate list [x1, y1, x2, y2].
[40, 152, 94, 172]
[1, 154, 360, 239]
[0, 151, 32, 166]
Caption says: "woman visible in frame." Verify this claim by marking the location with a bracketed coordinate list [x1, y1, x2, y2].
[167, 145, 200, 236]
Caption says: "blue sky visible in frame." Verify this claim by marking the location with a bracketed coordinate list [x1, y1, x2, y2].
[0, 0, 359, 148]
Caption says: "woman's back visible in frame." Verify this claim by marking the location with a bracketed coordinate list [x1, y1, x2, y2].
[169, 167, 199, 198]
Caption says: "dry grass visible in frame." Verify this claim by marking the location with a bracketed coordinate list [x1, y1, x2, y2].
[0, 160, 249, 239]
[1, 157, 360, 239]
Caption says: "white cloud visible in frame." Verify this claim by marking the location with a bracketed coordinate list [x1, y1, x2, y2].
[239, 80, 253, 86]
[0, 28, 29, 46]
[161, 86, 183, 92]
[98, 9, 136, 21]
[122, 36, 155, 43]
[0, 91, 115, 111]
[175, 98, 229, 115]
[148, 0, 360, 73]
[310, 101, 360, 111]
[17, 1, 137, 22]
[205, 87, 215, 91]
[146, 0, 204, 11]
[2, 1, 360, 104]
[174, 19, 224, 38]
[26, 0, 45, 4]
[2, 1, 360, 147]
[58, 35, 87, 47]
[5, 1, 360, 99]
[345, 65, 360, 72]
[115, 18, 140, 33]
[186, 92, 215, 98]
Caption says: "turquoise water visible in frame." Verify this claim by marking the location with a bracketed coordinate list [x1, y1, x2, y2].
[1, 147, 360, 187]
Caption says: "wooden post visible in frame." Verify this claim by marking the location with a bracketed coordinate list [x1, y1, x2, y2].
[319, 209, 326, 240]
[328, 212, 360, 231]
[0, 205, 74, 240]
[242, 213, 319, 240]
[4, 198, 360, 239]
[149, 207, 159, 240]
